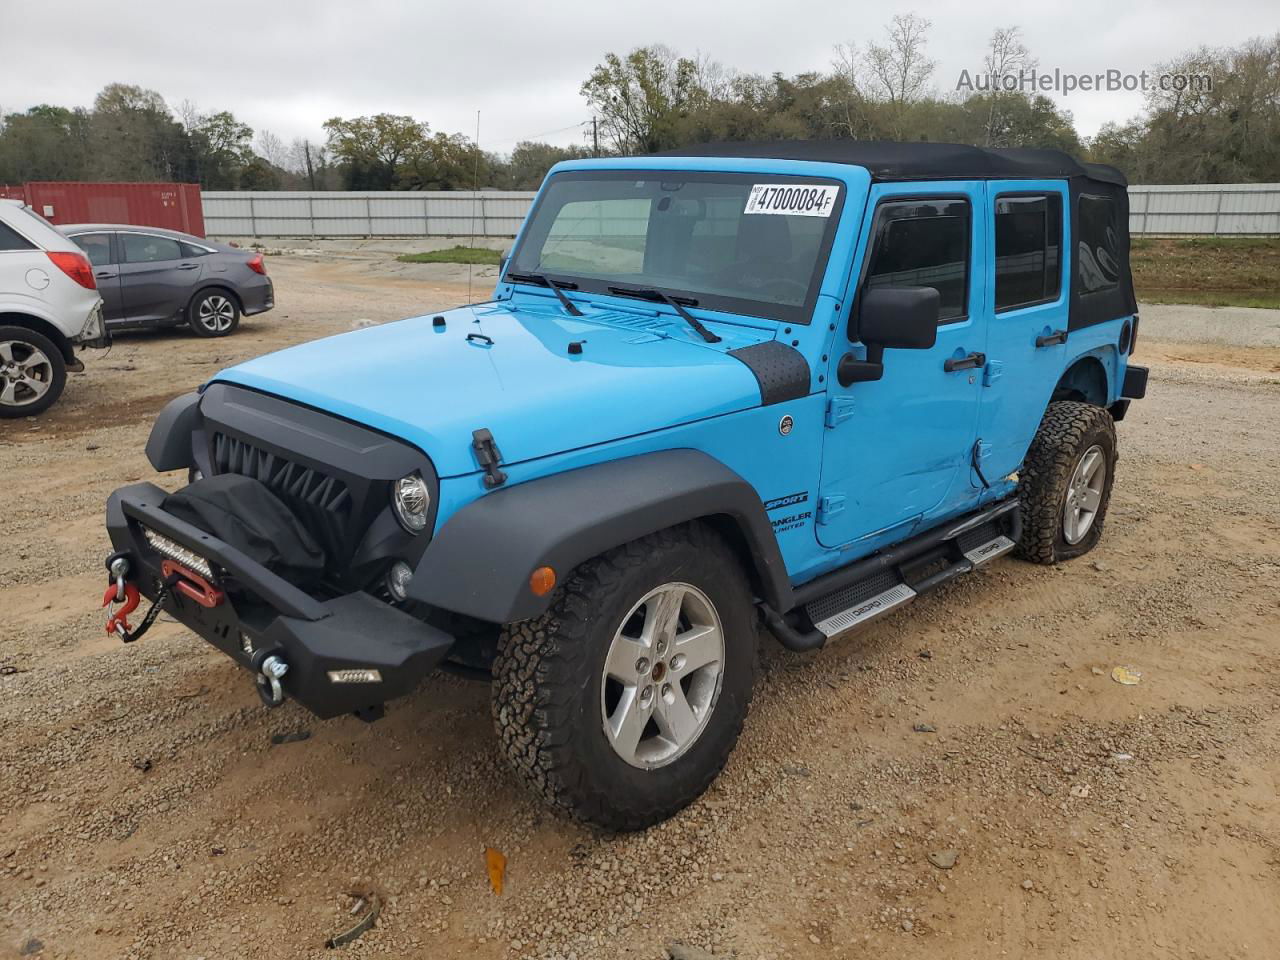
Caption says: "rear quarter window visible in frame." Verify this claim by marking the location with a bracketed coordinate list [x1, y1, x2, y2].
[0, 220, 36, 252]
[1077, 195, 1121, 293]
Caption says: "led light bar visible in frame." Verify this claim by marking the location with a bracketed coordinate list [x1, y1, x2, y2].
[327, 669, 383, 684]
[141, 527, 215, 580]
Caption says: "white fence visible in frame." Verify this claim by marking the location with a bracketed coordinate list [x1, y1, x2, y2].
[203, 184, 1280, 239]
[201, 191, 536, 238]
[1129, 183, 1280, 236]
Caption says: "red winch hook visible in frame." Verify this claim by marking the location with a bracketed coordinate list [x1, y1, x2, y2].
[102, 581, 141, 637]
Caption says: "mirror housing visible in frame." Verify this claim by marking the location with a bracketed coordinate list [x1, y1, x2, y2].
[858, 286, 940, 350]
[836, 287, 941, 387]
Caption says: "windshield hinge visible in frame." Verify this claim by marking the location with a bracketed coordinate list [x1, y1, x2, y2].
[825, 397, 856, 428]
[817, 494, 846, 525]
[471, 428, 508, 488]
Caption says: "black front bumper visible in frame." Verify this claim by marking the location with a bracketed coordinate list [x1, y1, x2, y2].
[107, 482, 455, 719]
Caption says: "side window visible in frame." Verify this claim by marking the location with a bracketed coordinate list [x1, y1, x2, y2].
[0, 221, 36, 251]
[72, 233, 114, 267]
[122, 233, 182, 264]
[994, 194, 1062, 311]
[1077, 195, 1120, 293]
[864, 198, 970, 322]
[180, 241, 210, 258]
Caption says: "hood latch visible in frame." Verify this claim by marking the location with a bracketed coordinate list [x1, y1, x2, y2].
[472, 428, 508, 488]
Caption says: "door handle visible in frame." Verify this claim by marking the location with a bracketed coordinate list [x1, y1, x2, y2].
[94, 271, 116, 279]
[1035, 329, 1068, 347]
[177, 263, 199, 270]
[943, 351, 986, 373]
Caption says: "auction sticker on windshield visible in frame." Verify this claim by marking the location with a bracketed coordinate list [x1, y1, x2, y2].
[744, 183, 840, 217]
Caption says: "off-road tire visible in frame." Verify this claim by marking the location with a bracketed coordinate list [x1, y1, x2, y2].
[1017, 400, 1117, 564]
[492, 523, 757, 831]
[188, 289, 240, 338]
[0, 325, 67, 418]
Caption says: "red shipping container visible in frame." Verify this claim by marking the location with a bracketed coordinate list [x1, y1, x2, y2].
[19, 182, 205, 237]
[0, 185, 26, 201]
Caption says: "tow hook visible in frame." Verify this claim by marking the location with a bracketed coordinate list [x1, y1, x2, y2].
[254, 652, 289, 708]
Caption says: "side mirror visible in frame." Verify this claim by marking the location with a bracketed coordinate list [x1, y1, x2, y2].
[837, 287, 941, 386]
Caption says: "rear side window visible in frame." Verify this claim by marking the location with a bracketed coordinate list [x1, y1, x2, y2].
[864, 198, 970, 322]
[122, 233, 182, 264]
[72, 233, 114, 267]
[180, 241, 210, 258]
[1077, 195, 1121, 293]
[994, 194, 1062, 311]
[0, 220, 36, 251]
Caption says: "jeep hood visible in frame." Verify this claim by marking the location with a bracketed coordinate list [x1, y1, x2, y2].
[210, 302, 777, 476]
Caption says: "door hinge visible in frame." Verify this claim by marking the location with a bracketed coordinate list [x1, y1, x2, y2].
[825, 396, 856, 428]
[982, 360, 1004, 387]
[817, 494, 846, 525]
[971, 440, 994, 489]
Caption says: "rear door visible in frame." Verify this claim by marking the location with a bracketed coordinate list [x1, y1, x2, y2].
[70, 232, 124, 321]
[975, 180, 1070, 485]
[118, 232, 203, 323]
[817, 183, 987, 548]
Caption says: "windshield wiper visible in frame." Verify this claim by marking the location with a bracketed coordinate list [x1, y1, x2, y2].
[505, 272, 583, 317]
[606, 286, 721, 344]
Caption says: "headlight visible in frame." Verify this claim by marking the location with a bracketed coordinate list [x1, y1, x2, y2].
[391, 472, 430, 533]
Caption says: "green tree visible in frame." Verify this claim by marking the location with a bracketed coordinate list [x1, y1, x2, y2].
[323, 114, 430, 189]
[581, 46, 711, 153]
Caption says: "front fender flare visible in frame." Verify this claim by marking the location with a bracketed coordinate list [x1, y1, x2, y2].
[408, 449, 792, 624]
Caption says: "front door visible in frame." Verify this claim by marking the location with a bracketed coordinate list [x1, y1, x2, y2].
[817, 182, 987, 549]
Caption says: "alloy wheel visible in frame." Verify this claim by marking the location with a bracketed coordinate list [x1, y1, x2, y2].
[197, 295, 235, 333]
[0, 340, 54, 409]
[600, 582, 726, 769]
[1063, 443, 1107, 544]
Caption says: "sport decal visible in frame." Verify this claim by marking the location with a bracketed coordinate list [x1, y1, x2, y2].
[744, 184, 839, 217]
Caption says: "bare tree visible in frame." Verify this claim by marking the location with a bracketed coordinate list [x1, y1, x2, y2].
[256, 129, 288, 169]
[831, 41, 875, 137]
[863, 14, 936, 105]
[982, 27, 1037, 145]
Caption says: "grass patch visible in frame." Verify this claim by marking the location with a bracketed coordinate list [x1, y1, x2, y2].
[1132, 236, 1280, 308]
[397, 246, 502, 266]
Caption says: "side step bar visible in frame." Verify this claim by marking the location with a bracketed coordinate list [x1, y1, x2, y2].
[761, 498, 1020, 652]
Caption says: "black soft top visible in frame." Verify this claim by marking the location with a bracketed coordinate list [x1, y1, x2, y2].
[654, 140, 1126, 187]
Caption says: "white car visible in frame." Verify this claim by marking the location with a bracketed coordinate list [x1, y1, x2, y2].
[0, 200, 107, 417]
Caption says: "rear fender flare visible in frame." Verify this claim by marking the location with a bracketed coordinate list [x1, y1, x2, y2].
[408, 449, 792, 624]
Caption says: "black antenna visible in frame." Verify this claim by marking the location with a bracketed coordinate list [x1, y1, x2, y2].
[467, 110, 481, 303]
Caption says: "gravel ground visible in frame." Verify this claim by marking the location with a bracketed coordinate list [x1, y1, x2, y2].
[1, 255, 1278, 960]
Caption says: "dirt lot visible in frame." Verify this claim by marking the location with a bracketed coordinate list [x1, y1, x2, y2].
[2, 252, 1279, 960]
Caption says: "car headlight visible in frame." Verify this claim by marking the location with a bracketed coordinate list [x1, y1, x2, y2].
[391, 472, 430, 533]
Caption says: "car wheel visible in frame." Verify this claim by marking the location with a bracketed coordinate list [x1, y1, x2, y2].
[188, 290, 240, 337]
[0, 326, 67, 419]
[1017, 400, 1118, 564]
[492, 523, 757, 831]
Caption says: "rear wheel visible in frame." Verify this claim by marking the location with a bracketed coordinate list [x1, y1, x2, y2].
[0, 326, 66, 418]
[1017, 401, 1118, 564]
[492, 524, 757, 831]
[188, 290, 240, 337]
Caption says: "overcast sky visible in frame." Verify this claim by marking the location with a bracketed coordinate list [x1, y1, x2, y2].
[5, 0, 1276, 154]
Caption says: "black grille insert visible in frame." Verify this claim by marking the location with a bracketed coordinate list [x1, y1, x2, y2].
[212, 432, 353, 562]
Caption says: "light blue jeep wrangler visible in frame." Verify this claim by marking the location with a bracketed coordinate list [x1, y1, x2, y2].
[105, 141, 1147, 830]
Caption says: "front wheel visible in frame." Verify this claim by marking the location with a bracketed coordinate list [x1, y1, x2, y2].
[1017, 400, 1118, 564]
[188, 290, 240, 337]
[492, 524, 757, 831]
[0, 326, 67, 418]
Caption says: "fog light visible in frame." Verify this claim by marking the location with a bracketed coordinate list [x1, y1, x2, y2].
[327, 669, 383, 684]
[386, 561, 413, 602]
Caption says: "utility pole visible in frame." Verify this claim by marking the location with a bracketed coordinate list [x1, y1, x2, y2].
[303, 140, 316, 190]
[592, 117, 599, 157]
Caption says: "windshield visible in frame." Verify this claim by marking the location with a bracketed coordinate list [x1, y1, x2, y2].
[507, 171, 844, 325]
